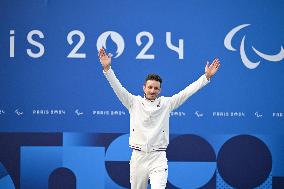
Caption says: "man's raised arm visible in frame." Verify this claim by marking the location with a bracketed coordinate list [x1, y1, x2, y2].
[98, 48, 134, 110]
[169, 58, 220, 111]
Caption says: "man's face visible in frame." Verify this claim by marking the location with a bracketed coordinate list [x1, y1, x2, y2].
[143, 80, 161, 100]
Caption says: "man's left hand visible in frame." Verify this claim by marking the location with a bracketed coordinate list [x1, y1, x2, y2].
[205, 58, 220, 80]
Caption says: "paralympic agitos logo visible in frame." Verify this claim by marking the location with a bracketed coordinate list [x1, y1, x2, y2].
[224, 24, 284, 69]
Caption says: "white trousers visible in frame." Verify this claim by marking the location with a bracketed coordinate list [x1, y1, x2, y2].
[130, 150, 168, 189]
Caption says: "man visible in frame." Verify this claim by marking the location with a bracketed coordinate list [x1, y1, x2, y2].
[98, 48, 220, 189]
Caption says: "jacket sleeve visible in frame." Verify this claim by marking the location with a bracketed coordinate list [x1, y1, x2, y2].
[169, 74, 210, 111]
[103, 68, 135, 110]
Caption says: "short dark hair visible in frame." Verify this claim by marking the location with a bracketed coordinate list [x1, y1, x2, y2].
[144, 74, 162, 87]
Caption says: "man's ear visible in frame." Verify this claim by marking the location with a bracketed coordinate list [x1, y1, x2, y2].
[143, 85, 146, 93]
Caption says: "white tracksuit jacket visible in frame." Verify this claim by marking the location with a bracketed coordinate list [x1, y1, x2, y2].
[104, 68, 210, 153]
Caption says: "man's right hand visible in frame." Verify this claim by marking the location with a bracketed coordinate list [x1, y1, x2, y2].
[98, 48, 112, 72]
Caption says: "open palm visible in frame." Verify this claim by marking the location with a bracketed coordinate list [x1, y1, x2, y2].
[98, 48, 112, 71]
[205, 58, 220, 80]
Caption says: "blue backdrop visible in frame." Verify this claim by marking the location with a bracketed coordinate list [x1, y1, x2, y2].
[0, 0, 283, 188]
